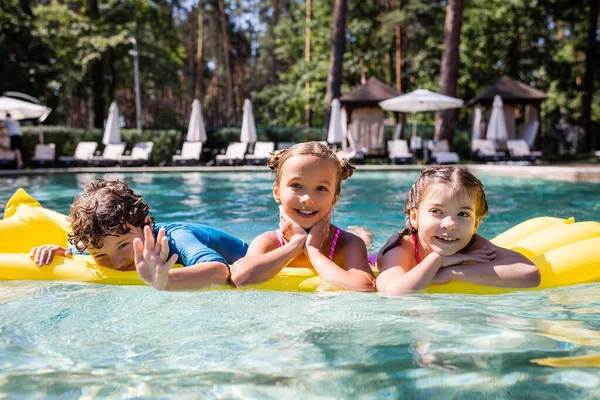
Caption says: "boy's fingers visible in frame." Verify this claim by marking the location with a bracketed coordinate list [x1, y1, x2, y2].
[155, 227, 166, 254]
[144, 225, 154, 250]
[133, 237, 144, 265]
[166, 254, 178, 268]
[160, 236, 170, 262]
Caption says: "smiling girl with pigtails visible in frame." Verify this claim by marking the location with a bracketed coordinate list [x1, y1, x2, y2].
[230, 141, 376, 292]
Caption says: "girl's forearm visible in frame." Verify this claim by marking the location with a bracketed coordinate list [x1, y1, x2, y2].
[306, 247, 375, 292]
[437, 259, 540, 288]
[381, 253, 443, 295]
[230, 237, 305, 287]
[165, 262, 230, 291]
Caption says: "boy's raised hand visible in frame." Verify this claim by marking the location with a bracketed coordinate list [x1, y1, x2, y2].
[30, 245, 72, 266]
[133, 226, 178, 291]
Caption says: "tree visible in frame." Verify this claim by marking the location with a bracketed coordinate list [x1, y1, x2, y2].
[324, 0, 349, 135]
[435, 0, 464, 145]
[581, 0, 598, 151]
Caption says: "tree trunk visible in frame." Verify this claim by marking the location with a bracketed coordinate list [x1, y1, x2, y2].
[305, 0, 312, 127]
[195, 1, 205, 101]
[434, 0, 464, 147]
[324, 0, 349, 136]
[395, 0, 402, 93]
[87, 0, 104, 128]
[189, 7, 196, 101]
[271, 0, 279, 86]
[582, 0, 598, 151]
[217, 0, 236, 125]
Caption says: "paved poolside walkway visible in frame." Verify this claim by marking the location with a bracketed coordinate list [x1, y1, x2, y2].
[1, 163, 600, 183]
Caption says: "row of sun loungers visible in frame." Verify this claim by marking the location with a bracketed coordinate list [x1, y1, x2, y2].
[472, 139, 542, 164]
[0, 137, 546, 169]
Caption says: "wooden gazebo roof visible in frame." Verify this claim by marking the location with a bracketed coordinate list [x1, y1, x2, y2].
[340, 77, 400, 108]
[468, 76, 547, 106]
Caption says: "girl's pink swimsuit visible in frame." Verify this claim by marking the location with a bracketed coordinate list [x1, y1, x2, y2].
[276, 227, 342, 260]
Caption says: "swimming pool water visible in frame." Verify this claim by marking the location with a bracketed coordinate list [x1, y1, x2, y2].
[1, 171, 599, 398]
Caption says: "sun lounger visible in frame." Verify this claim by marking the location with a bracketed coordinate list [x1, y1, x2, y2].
[471, 139, 507, 163]
[31, 144, 56, 168]
[0, 150, 16, 169]
[506, 139, 542, 164]
[428, 139, 460, 164]
[58, 141, 98, 166]
[87, 142, 126, 167]
[245, 141, 275, 165]
[172, 141, 203, 166]
[215, 142, 248, 166]
[387, 140, 414, 164]
[119, 142, 154, 167]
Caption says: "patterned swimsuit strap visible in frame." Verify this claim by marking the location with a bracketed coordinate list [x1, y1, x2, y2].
[412, 233, 421, 264]
[329, 228, 342, 260]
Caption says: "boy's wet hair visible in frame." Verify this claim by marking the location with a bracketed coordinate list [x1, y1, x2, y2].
[68, 179, 152, 251]
[267, 141, 355, 194]
[382, 165, 488, 255]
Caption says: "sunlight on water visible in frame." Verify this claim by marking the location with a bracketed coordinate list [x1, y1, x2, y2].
[1, 171, 599, 398]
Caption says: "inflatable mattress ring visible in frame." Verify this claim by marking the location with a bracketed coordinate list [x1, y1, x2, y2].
[1, 189, 600, 294]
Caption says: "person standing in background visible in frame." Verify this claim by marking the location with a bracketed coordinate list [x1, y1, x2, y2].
[4, 113, 24, 169]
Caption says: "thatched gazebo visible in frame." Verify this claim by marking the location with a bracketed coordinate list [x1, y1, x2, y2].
[469, 76, 547, 148]
[339, 77, 400, 155]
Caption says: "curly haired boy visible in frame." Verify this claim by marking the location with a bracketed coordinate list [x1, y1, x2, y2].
[30, 179, 248, 291]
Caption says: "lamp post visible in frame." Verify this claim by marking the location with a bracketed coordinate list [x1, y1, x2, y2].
[128, 38, 142, 133]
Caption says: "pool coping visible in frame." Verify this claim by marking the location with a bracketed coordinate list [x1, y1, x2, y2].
[1, 164, 600, 183]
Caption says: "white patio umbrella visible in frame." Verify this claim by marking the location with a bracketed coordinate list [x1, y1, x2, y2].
[327, 98, 344, 145]
[0, 96, 51, 121]
[471, 106, 482, 144]
[240, 99, 257, 144]
[485, 95, 508, 142]
[186, 99, 207, 143]
[0, 95, 52, 143]
[379, 89, 464, 138]
[102, 101, 121, 145]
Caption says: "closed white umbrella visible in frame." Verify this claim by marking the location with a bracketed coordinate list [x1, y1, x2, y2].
[471, 106, 482, 144]
[327, 98, 344, 145]
[240, 99, 257, 144]
[102, 101, 121, 145]
[485, 95, 508, 142]
[186, 99, 207, 143]
[379, 89, 464, 138]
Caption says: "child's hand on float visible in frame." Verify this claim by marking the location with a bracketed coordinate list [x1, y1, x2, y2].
[440, 246, 496, 267]
[305, 211, 331, 252]
[133, 226, 178, 291]
[279, 206, 307, 244]
[30, 245, 72, 266]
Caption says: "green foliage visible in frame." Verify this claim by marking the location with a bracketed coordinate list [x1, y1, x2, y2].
[3, 0, 598, 154]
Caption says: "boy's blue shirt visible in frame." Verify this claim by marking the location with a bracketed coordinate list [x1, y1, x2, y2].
[70, 223, 248, 267]
[154, 223, 248, 267]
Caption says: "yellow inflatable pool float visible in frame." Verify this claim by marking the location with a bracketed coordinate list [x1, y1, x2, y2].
[1, 189, 600, 293]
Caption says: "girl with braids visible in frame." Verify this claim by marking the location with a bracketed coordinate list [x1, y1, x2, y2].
[376, 166, 540, 296]
[230, 142, 376, 292]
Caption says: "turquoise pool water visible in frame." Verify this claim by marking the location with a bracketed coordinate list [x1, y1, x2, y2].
[1, 171, 599, 398]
